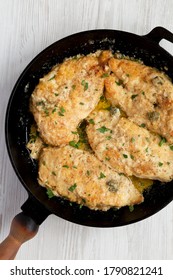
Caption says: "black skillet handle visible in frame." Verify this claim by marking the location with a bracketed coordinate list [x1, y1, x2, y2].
[0, 195, 50, 259]
[21, 194, 51, 225]
[144, 26, 173, 45]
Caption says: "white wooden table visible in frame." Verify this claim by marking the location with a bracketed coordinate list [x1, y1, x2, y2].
[0, 0, 173, 260]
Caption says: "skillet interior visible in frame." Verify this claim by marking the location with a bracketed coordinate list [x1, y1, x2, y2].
[5, 29, 173, 227]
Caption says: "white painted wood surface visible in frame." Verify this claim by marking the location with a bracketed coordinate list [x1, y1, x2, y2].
[0, 0, 173, 260]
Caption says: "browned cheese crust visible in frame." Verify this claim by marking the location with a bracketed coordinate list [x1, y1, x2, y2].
[38, 146, 143, 210]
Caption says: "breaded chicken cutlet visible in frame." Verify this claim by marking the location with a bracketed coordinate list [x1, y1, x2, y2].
[30, 52, 104, 146]
[86, 110, 173, 182]
[105, 58, 173, 144]
[38, 146, 143, 210]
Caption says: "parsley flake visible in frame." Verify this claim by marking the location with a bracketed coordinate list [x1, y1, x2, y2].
[68, 183, 77, 192]
[69, 141, 80, 149]
[71, 131, 78, 135]
[115, 79, 123, 86]
[89, 119, 95, 124]
[159, 137, 167, 147]
[123, 154, 128, 158]
[58, 107, 66, 116]
[98, 172, 106, 179]
[101, 73, 109, 78]
[81, 80, 88, 91]
[52, 108, 56, 113]
[129, 205, 134, 212]
[131, 94, 138, 100]
[106, 135, 112, 140]
[36, 100, 45, 107]
[62, 165, 69, 168]
[46, 189, 55, 199]
[140, 123, 146, 128]
[97, 126, 111, 133]
[105, 157, 110, 161]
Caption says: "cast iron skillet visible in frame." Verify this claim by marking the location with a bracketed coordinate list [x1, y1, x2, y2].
[1, 27, 173, 259]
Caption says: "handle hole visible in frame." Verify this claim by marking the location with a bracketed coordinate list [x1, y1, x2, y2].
[160, 39, 173, 56]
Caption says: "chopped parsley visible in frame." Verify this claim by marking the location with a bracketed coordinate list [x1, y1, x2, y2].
[68, 183, 77, 192]
[52, 171, 56, 176]
[106, 135, 112, 140]
[71, 131, 78, 134]
[129, 205, 134, 212]
[79, 102, 84, 105]
[62, 165, 69, 168]
[69, 141, 80, 149]
[101, 73, 109, 78]
[44, 108, 49, 116]
[81, 80, 88, 91]
[97, 126, 111, 133]
[89, 119, 95, 124]
[86, 170, 90, 176]
[170, 145, 173, 151]
[130, 154, 134, 160]
[131, 94, 138, 100]
[159, 137, 167, 147]
[52, 108, 57, 113]
[46, 189, 55, 199]
[36, 100, 45, 106]
[123, 154, 128, 158]
[140, 123, 146, 128]
[158, 162, 163, 167]
[105, 157, 110, 161]
[131, 137, 135, 143]
[98, 172, 106, 179]
[58, 107, 66, 116]
[54, 93, 59, 96]
[115, 79, 123, 86]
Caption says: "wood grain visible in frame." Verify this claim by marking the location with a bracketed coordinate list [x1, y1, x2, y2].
[0, 0, 173, 260]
